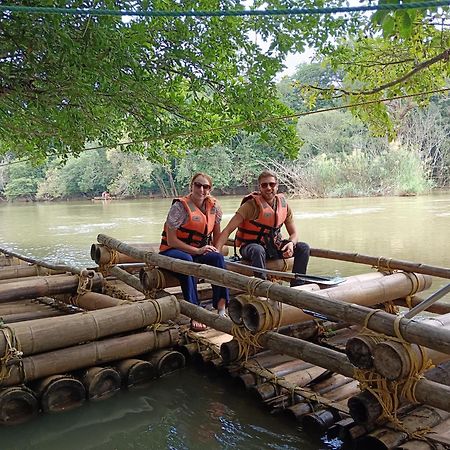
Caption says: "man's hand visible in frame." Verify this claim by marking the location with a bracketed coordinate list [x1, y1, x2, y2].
[281, 241, 294, 258]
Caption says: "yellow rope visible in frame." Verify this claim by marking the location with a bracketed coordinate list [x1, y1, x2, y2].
[0, 324, 24, 383]
[70, 272, 95, 306]
[352, 307, 434, 433]
[98, 246, 120, 275]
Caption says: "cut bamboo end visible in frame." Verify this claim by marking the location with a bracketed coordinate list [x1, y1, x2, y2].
[116, 359, 154, 388]
[284, 401, 312, 421]
[242, 301, 271, 332]
[35, 375, 86, 413]
[147, 350, 186, 377]
[301, 408, 343, 435]
[0, 386, 38, 425]
[220, 339, 241, 363]
[373, 341, 410, 380]
[345, 335, 376, 369]
[228, 296, 248, 325]
[82, 367, 122, 401]
[347, 390, 383, 425]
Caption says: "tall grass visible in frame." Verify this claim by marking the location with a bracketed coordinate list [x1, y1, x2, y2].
[271, 142, 433, 198]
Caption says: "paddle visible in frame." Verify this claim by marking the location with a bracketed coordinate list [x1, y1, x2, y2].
[224, 258, 345, 286]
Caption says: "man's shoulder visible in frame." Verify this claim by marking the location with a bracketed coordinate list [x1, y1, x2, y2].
[237, 197, 257, 220]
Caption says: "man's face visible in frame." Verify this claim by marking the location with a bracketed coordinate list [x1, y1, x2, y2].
[259, 176, 278, 203]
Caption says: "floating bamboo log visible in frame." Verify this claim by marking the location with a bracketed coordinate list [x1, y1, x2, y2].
[147, 349, 186, 377]
[82, 366, 122, 400]
[116, 359, 154, 388]
[0, 265, 64, 280]
[0, 246, 93, 276]
[309, 247, 450, 279]
[1, 327, 180, 387]
[373, 313, 450, 380]
[302, 408, 344, 434]
[355, 405, 450, 450]
[34, 375, 86, 413]
[0, 295, 179, 357]
[0, 386, 38, 425]
[284, 378, 359, 421]
[242, 271, 431, 332]
[0, 272, 103, 304]
[63, 291, 131, 309]
[97, 235, 450, 355]
[179, 300, 450, 414]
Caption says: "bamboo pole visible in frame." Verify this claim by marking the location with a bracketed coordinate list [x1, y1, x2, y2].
[0, 272, 103, 304]
[2, 309, 64, 323]
[97, 235, 450, 355]
[309, 248, 450, 279]
[0, 295, 180, 357]
[355, 406, 450, 450]
[1, 327, 180, 386]
[61, 291, 131, 310]
[242, 271, 431, 332]
[0, 265, 64, 280]
[0, 246, 93, 276]
[82, 366, 122, 400]
[178, 300, 450, 414]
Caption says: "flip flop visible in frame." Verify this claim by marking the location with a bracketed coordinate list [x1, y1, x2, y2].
[190, 319, 207, 332]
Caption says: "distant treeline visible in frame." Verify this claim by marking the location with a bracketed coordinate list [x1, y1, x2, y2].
[1, 65, 449, 201]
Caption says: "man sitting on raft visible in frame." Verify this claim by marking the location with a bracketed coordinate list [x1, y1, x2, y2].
[216, 170, 310, 287]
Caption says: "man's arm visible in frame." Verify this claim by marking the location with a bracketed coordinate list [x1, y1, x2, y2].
[216, 213, 244, 252]
[281, 219, 298, 257]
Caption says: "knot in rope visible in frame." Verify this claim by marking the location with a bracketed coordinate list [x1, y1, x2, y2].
[0, 323, 24, 383]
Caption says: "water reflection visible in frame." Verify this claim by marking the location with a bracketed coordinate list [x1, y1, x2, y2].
[0, 369, 322, 450]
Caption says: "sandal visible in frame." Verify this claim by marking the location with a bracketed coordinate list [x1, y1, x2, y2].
[190, 319, 207, 332]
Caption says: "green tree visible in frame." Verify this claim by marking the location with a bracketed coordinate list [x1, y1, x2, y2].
[1, 0, 359, 162]
[4, 160, 45, 200]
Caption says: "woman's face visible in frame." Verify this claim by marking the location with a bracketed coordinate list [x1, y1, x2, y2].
[190, 175, 212, 204]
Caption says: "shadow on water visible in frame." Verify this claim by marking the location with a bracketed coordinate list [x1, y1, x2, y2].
[0, 368, 333, 450]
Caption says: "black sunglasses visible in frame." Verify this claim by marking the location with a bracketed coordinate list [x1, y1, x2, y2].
[260, 182, 277, 189]
[193, 181, 211, 190]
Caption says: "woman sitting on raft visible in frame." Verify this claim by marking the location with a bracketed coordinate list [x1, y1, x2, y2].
[159, 172, 229, 331]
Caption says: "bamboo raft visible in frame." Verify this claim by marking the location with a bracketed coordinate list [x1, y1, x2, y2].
[1, 240, 450, 450]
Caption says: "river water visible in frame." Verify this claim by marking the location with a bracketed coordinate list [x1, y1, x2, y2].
[0, 193, 449, 449]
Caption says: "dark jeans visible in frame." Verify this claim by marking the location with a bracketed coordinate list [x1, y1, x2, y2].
[240, 242, 310, 287]
[159, 248, 229, 308]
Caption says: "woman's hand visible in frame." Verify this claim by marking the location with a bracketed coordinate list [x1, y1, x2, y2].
[197, 245, 218, 255]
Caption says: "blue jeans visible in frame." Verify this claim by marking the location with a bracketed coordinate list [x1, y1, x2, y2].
[159, 248, 229, 308]
[240, 241, 310, 286]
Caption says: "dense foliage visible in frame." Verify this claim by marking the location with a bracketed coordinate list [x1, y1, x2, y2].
[1, 0, 360, 162]
[1, 1, 448, 200]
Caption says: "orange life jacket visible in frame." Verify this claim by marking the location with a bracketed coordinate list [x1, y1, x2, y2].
[160, 195, 217, 252]
[235, 192, 288, 248]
